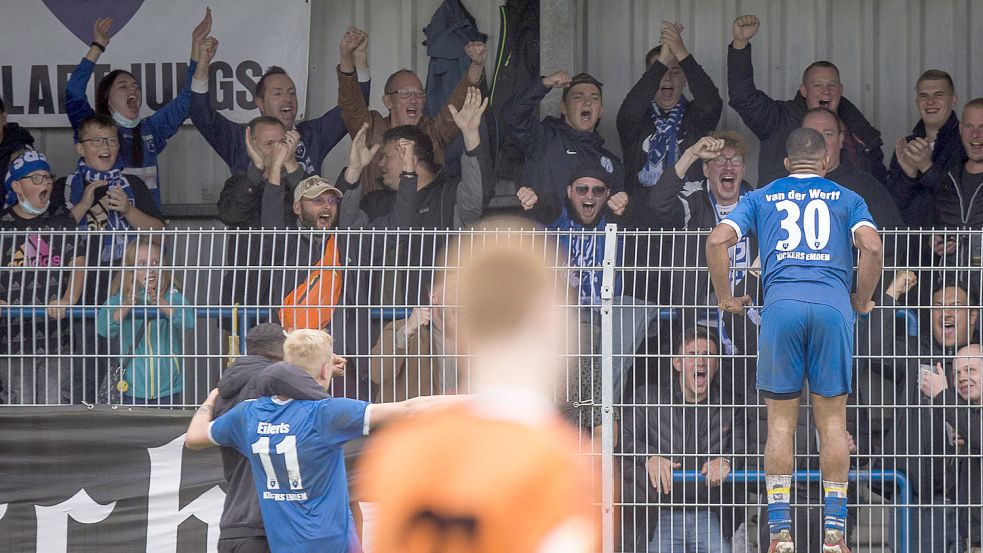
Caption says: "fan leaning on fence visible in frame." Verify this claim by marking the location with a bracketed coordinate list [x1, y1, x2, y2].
[0, 149, 88, 405]
[706, 128, 883, 553]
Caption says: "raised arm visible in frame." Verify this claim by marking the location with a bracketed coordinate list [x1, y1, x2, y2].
[449, 87, 489, 227]
[189, 34, 247, 172]
[65, 18, 113, 129]
[427, 42, 486, 152]
[646, 136, 723, 228]
[143, 8, 210, 144]
[366, 394, 461, 430]
[726, 15, 785, 140]
[337, 27, 373, 137]
[503, 72, 570, 161]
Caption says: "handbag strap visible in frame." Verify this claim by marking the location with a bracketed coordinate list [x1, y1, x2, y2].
[120, 321, 149, 369]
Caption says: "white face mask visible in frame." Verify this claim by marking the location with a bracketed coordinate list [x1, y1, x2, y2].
[18, 196, 50, 216]
[112, 111, 140, 129]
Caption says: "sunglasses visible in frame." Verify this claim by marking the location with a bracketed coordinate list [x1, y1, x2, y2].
[572, 184, 609, 196]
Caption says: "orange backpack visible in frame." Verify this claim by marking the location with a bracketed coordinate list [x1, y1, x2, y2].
[279, 236, 343, 330]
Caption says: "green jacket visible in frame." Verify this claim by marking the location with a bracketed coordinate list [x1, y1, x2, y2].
[96, 290, 195, 399]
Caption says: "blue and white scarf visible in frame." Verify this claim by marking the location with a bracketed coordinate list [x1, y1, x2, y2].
[638, 96, 688, 187]
[66, 158, 136, 263]
[548, 207, 623, 306]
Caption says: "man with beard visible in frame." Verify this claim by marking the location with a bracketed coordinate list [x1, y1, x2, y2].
[889, 70, 965, 226]
[617, 20, 722, 189]
[728, 14, 886, 185]
[506, 70, 625, 215]
[189, 21, 369, 176]
[517, 161, 655, 396]
[262, 174, 345, 332]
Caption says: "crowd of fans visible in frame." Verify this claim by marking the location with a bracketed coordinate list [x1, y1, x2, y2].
[1, 8, 982, 553]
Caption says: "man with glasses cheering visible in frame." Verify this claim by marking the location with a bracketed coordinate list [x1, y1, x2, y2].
[336, 27, 486, 193]
[643, 132, 759, 374]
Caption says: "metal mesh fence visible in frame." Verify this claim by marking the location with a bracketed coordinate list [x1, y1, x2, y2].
[0, 226, 981, 553]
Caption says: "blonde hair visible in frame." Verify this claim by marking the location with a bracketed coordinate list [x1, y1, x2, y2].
[111, 238, 175, 300]
[709, 130, 749, 158]
[451, 216, 562, 346]
[283, 329, 334, 377]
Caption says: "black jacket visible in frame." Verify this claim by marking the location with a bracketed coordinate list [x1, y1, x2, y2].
[896, 156, 983, 228]
[826, 157, 904, 230]
[727, 44, 886, 186]
[504, 79, 624, 213]
[863, 297, 969, 501]
[487, 0, 539, 182]
[887, 112, 965, 227]
[617, 55, 723, 190]
[938, 390, 983, 544]
[213, 358, 328, 540]
[621, 377, 747, 550]
[218, 165, 305, 308]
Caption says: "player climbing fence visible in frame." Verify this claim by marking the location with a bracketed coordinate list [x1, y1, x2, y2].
[1, 226, 980, 553]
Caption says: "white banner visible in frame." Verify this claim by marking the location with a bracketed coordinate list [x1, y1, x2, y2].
[0, 0, 311, 127]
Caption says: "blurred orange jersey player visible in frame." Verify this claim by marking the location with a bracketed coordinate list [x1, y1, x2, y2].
[359, 217, 597, 553]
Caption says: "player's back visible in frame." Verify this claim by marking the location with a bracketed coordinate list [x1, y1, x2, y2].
[727, 174, 875, 315]
[211, 396, 367, 553]
[361, 403, 596, 553]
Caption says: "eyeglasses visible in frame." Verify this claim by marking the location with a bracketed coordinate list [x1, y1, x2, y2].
[709, 155, 744, 167]
[21, 173, 55, 185]
[572, 184, 609, 197]
[80, 137, 120, 147]
[385, 88, 426, 100]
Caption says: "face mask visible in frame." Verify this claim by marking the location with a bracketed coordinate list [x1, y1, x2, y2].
[112, 111, 140, 129]
[18, 196, 50, 216]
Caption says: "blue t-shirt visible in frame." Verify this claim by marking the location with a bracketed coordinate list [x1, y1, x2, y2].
[209, 396, 369, 553]
[722, 174, 876, 318]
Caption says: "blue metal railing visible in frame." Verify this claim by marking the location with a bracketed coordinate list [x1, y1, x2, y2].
[671, 469, 911, 553]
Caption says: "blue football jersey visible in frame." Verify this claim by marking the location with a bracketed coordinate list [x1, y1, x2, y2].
[722, 174, 876, 316]
[209, 396, 369, 553]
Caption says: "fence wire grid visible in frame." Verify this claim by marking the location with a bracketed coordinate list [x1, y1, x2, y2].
[1, 226, 981, 553]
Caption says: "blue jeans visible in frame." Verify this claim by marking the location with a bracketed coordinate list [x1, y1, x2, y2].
[894, 500, 962, 553]
[649, 510, 730, 553]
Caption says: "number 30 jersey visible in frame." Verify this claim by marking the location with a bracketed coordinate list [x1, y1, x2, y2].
[209, 396, 369, 553]
[722, 173, 876, 317]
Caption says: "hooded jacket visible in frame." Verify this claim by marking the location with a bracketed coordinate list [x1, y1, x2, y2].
[504, 79, 624, 215]
[213, 358, 329, 541]
[727, 44, 886, 186]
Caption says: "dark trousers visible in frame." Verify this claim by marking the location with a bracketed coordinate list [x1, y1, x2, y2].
[217, 537, 270, 553]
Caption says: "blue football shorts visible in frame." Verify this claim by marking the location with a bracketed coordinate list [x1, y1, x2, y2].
[756, 299, 854, 397]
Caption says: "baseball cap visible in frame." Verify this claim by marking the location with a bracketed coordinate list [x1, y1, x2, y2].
[294, 176, 343, 203]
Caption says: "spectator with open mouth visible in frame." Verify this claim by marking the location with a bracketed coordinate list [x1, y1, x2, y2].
[63, 10, 212, 208]
[727, 14, 886, 186]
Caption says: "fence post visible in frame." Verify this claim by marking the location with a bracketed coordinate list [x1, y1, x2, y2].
[599, 223, 618, 553]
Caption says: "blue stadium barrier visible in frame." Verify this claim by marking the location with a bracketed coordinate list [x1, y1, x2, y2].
[0, 306, 271, 356]
[672, 469, 911, 553]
